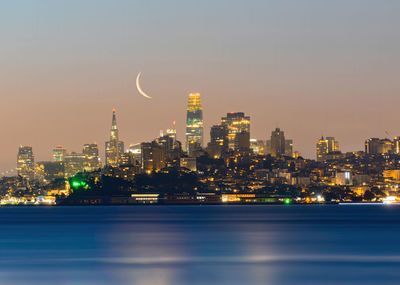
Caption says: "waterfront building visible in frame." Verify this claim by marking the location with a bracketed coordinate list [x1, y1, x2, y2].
[105, 109, 124, 167]
[17, 146, 35, 181]
[186, 93, 204, 155]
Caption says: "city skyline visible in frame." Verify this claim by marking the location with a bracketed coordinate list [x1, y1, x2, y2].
[2, 0, 400, 170]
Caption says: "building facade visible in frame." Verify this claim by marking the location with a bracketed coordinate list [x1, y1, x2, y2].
[105, 109, 124, 167]
[17, 146, 35, 181]
[221, 112, 250, 151]
[186, 93, 204, 155]
[53, 145, 66, 162]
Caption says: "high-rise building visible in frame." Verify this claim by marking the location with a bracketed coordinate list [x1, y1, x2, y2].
[83, 143, 101, 171]
[221, 112, 250, 151]
[316, 137, 329, 162]
[141, 142, 153, 174]
[207, 124, 229, 158]
[64, 152, 86, 178]
[326, 137, 339, 153]
[53, 145, 66, 162]
[105, 109, 124, 167]
[317, 136, 340, 161]
[269, 128, 285, 157]
[365, 138, 393, 154]
[250, 139, 266, 155]
[284, 139, 293, 157]
[17, 146, 35, 181]
[128, 143, 142, 165]
[394, 137, 400, 154]
[186, 93, 204, 155]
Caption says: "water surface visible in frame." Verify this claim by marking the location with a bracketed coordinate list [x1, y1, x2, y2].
[0, 204, 399, 284]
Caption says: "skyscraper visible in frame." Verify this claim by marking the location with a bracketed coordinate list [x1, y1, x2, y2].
[186, 93, 204, 155]
[83, 143, 101, 171]
[269, 128, 285, 157]
[64, 152, 86, 178]
[17, 146, 35, 181]
[326, 137, 339, 153]
[221, 112, 250, 151]
[317, 136, 340, 161]
[105, 109, 124, 167]
[365, 138, 392, 154]
[316, 137, 329, 162]
[207, 124, 229, 158]
[394, 137, 400, 154]
[53, 145, 66, 162]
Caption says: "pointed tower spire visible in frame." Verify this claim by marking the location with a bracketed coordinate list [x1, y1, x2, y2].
[111, 108, 117, 130]
[105, 108, 124, 167]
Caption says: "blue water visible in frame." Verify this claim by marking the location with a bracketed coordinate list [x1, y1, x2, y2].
[1, 205, 400, 284]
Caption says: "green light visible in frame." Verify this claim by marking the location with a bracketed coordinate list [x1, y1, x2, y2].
[284, 199, 291, 205]
[71, 179, 88, 190]
[72, 181, 81, 188]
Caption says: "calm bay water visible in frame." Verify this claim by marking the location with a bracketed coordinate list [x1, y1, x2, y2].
[1, 204, 400, 284]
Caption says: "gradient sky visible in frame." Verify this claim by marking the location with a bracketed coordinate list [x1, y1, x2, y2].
[1, 0, 400, 171]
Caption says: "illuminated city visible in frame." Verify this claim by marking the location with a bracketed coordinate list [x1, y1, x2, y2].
[1, 1, 400, 285]
[3, 95, 400, 206]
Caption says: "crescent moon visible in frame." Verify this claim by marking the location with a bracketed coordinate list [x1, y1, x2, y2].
[136, 72, 152, 99]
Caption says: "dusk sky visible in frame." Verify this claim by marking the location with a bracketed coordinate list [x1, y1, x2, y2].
[1, 0, 400, 171]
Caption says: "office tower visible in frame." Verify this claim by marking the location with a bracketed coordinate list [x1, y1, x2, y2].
[236, 131, 250, 151]
[250, 139, 266, 155]
[207, 124, 228, 158]
[105, 109, 124, 167]
[53, 145, 66, 162]
[128, 143, 142, 165]
[83, 143, 101, 171]
[166, 121, 177, 144]
[269, 128, 285, 157]
[365, 138, 393, 154]
[326, 137, 339, 153]
[316, 136, 340, 161]
[316, 137, 329, 161]
[64, 152, 86, 178]
[221, 112, 250, 150]
[186, 93, 204, 155]
[17, 146, 35, 181]
[141, 142, 154, 174]
[393, 137, 400, 154]
[284, 139, 293, 157]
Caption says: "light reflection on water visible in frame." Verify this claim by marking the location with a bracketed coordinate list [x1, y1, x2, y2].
[1, 205, 400, 284]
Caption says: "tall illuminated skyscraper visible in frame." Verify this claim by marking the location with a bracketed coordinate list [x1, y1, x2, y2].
[17, 146, 35, 181]
[186, 93, 204, 154]
[83, 143, 101, 171]
[105, 109, 124, 167]
[221, 112, 250, 150]
[317, 136, 340, 161]
[53, 145, 66, 162]
[316, 137, 329, 162]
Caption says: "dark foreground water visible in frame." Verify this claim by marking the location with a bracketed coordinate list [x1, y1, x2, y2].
[1, 205, 400, 285]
